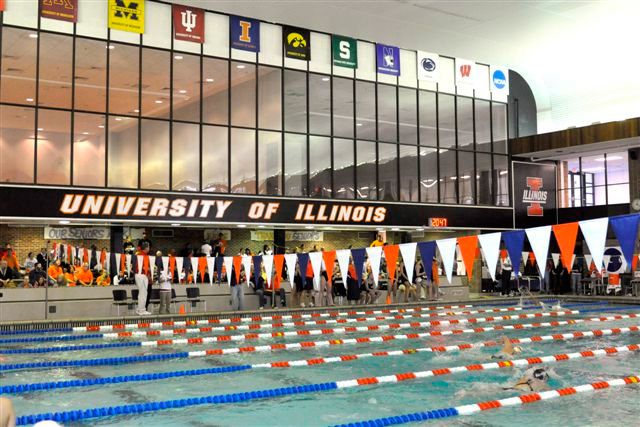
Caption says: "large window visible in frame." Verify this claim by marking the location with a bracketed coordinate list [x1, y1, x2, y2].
[73, 113, 105, 187]
[399, 145, 418, 202]
[309, 136, 331, 197]
[377, 84, 397, 143]
[334, 138, 354, 199]
[230, 128, 255, 194]
[0, 105, 35, 183]
[172, 122, 200, 191]
[378, 142, 397, 200]
[356, 140, 376, 200]
[258, 131, 282, 195]
[173, 53, 201, 123]
[140, 119, 169, 190]
[0, 28, 37, 105]
[284, 133, 307, 196]
[39, 33, 72, 109]
[108, 43, 139, 116]
[231, 62, 256, 128]
[284, 70, 306, 134]
[37, 109, 71, 185]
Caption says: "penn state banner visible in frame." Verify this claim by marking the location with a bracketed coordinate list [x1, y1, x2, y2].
[512, 161, 557, 228]
[283, 26, 310, 60]
[40, 0, 78, 23]
[172, 4, 204, 43]
[230, 16, 260, 52]
[108, 0, 145, 34]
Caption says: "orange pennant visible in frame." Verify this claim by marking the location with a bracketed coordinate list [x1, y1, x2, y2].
[458, 235, 478, 280]
[82, 249, 88, 264]
[273, 254, 285, 290]
[100, 250, 107, 266]
[120, 252, 126, 273]
[552, 222, 579, 270]
[632, 254, 638, 272]
[143, 255, 150, 274]
[383, 245, 400, 283]
[500, 249, 508, 262]
[198, 257, 207, 283]
[169, 256, 176, 278]
[232, 256, 242, 283]
[322, 250, 336, 285]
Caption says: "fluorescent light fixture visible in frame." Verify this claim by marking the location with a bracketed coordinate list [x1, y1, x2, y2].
[205, 78, 214, 82]
[356, 123, 363, 127]
[257, 225, 265, 228]
[58, 220, 70, 225]
[29, 33, 38, 39]
[114, 117, 122, 121]
[237, 224, 246, 228]
[98, 125, 105, 129]
[321, 77, 330, 82]
[236, 64, 246, 69]
[154, 100, 163, 104]
[596, 156, 622, 161]
[499, 170, 508, 175]
[305, 225, 314, 229]
[170, 223, 181, 227]
[178, 89, 187, 94]
[37, 128, 43, 131]
[174, 55, 183, 60]
[391, 227, 401, 231]
[82, 132, 89, 135]
[26, 98, 34, 102]
[106, 45, 115, 49]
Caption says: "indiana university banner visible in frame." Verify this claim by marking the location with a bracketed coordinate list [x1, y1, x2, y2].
[172, 4, 204, 43]
[40, 0, 78, 23]
[108, 0, 145, 34]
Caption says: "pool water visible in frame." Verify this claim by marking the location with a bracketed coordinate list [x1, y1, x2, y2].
[1, 301, 639, 426]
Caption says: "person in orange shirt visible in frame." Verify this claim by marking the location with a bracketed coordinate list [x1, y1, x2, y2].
[47, 259, 67, 287]
[429, 258, 441, 301]
[75, 263, 94, 286]
[1, 248, 20, 272]
[370, 234, 384, 247]
[63, 266, 76, 287]
[96, 270, 111, 286]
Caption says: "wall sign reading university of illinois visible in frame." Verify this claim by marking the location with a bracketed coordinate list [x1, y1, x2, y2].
[0, 186, 513, 229]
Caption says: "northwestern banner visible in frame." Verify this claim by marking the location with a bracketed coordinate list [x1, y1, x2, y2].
[332, 35, 357, 69]
[376, 43, 400, 76]
[230, 15, 260, 52]
[40, 0, 78, 23]
[513, 161, 557, 228]
[108, 0, 144, 34]
[0, 186, 512, 229]
[417, 51, 438, 82]
[283, 26, 310, 60]
[172, 4, 204, 43]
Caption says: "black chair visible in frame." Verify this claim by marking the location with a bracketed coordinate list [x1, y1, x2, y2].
[111, 289, 129, 316]
[186, 287, 206, 312]
[149, 288, 161, 313]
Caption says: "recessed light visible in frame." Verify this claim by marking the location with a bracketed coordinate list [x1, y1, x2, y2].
[171, 223, 181, 227]
[205, 78, 214, 82]
[237, 224, 247, 228]
[114, 117, 122, 121]
[155, 100, 163, 104]
[391, 227, 401, 231]
[58, 220, 70, 225]
[26, 98, 34, 102]
[29, 33, 38, 39]
[106, 45, 115, 50]
[98, 125, 105, 129]
[82, 132, 89, 135]
[37, 128, 43, 131]
[174, 55, 183, 60]
[133, 109, 140, 113]
[356, 123, 363, 127]
[178, 90, 187, 94]
[236, 64, 246, 69]
[321, 77, 330, 82]
[257, 225, 265, 228]
[305, 225, 314, 229]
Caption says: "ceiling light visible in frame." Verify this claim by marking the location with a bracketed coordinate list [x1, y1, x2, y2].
[596, 156, 622, 161]
[257, 225, 265, 228]
[37, 128, 43, 131]
[356, 123, 363, 127]
[170, 223, 181, 227]
[237, 224, 246, 228]
[58, 220, 70, 225]
[391, 227, 401, 231]
[98, 125, 105, 129]
[236, 64, 246, 69]
[174, 55, 183, 60]
[82, 132, 89, 135]
[155, 100, 163, 104]
[26, 98, 34, 102]
[106, 45, 115, 49]
[205, 78, 214, 82]
[133, 109, 140, 113]
[305, 225, 314, 229]
[499, 170, 508, 175]
[29, 33, 38, 39]
[114, 117, 122, 121]
[321, 77, 330, 82]
[178, 89, 187, 94]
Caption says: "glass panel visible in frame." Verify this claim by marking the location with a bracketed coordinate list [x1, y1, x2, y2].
[172, 122, 199, 191]
[439, 149, 457, 203]
[558, 158, 580, 192]
[493, 154, 509, 206]
[356, 81, 375, 140]
[309, 136, 331, 198]
[492, 103, 507, 154]
[356, 140, 376, 200]
[0, 28, 37, 105]
[173, 53, 200, 122]
[231, 62, 256, 127]
[73, 113, 105, 187]
[398, 88, 417, 144]
[333, 77, 354, 138]
[202, 125, 228, 193]
[607, 183, 630, 204]
[258, 66, 282, 130]
[418, 90, 437, 147]
[38, 33, 72, 108]
[75, 37, 107, 113]
[230, 128, 256, 193]
[438, 94, 455, 149]
[399, 144, 418, 202]
[258, 131, 282, 195]
[37, 109, 70, 185]
[108, 116, 139, 188]
[475, 99, 491, 153]
[378, 142, 397, 200]
[284, 70, 307, 133]
[140, 119, 169, 190]
[558, 189, 571, 208]
[377, 84, 397, 143]
[476, 153, 492, 206]
[457, 97, 474, 150]
[0, 105, 35, 183]
[606, 151, 629, 185]
[580, 154, 606, 187]
[458, 151, 475, 204]
[309, 74, 331, 136]
[108, 43, 140, 115]
[284, 133, 307, 196]
[140, 48, 169, 119]
[419, 147, 438, 203]
[203, 57, 229, 125]
[334, 138, 354, 199]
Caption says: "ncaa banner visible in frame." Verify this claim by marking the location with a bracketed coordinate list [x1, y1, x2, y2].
[172, 4, 204, 43]
[490, 65, 509, 95]
[376, 43, 400, 76]
[512, 161, 557, 228]
[455, 57, 475, 88]
[332, 35, 357, 69]
[230, 16, 260, 52]
[417, 51, 439, 82]
[283, 26, 310, 60]
[108, 0, 144, 34]
[40, 0, 78, 23]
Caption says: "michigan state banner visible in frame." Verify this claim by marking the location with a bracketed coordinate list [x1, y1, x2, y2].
[283, 26, 310, 60]
[108, 0, 145, 34]
[332, 35, 357, 69]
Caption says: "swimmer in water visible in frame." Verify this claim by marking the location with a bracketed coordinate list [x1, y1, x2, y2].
[0, 396, 16, 427]
[505, 367, 551, 392]
[491, 336, 523, 359]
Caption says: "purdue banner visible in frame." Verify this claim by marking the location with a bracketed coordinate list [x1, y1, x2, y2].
[108, 0, 145, 34]
[283, 26, 310, 60]
[513, 161, 557, 228]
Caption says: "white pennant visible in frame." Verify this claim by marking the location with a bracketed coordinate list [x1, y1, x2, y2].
[478, 232, 501, 281]
[223, 256, 234, 286]
[525, 225, 552, 278]
[115, 253, 121, 273]
[521, 251, 529, 267]
[335, 250, 351, 283]
[579, 217, 608, 270]
[584, 254, 593, 269]
[87, 249, 93, 265]
[162, 256, 170, 277]
[148, 255, 156, 277]
[551, 253, 560, 268]
[136, 255, 143, 275]
[206, 256, 215, 286]
[436, 238, 457, 284]
[176, 257, 184, 282]
[284, 253, 298, 286]
[603, 255, 611, 271]
[105, 252, 110, 274]
[366, 246, 383, 287]
[242, 255, 252, 285]
[398, 242, 417, 283]
[263, 255, 274, 289]
[78, 247, 84, 262]
[571, 254, 576, 269]
[309, 252, 323, 291]
[190, 257, 199, 283]
[125, 254, 132, 274]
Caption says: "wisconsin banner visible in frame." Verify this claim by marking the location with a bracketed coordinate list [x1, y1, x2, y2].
[172, 4, 204, 43]
[230, 16, 260, 52]
[417, 51, 439, 82]
[332, 35, 357, 69]
[41, 0, 78, 23]
[108, 0, 145, 34]
[284, 26, 310, 60]
[455, 57, 475, 88]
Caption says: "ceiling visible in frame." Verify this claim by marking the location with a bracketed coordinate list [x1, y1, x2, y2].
[172, 0, 640, 133]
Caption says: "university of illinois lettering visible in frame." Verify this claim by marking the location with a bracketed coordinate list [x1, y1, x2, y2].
[523, 177, 548, 217]
[108, 0, 144, 34]
[230, 16, 260, 52]
[172, 4, 204, 43]
[283, 26, 310, 60]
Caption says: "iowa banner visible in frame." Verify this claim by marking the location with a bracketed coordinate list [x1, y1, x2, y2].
[40, 0, 78, 22]
[108, 0, 145, 34]
[283, 26, 310, 60]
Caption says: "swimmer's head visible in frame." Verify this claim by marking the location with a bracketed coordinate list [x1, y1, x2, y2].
[513, 345, 523, 354]
[531, 367, 549, 381]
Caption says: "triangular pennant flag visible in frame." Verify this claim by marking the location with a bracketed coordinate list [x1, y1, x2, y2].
[100, 250, 107, 269]
[297, 253, 309, 281]
[551, 253, 560, 268]
[398, 242, 417, 283]
[206, 256, 215, 285]
[198, 257, 207, 283]
[125, 254, 132, 274]
[571, 254, 576, 270]
[116, 253, 123, 274]
[242, 255, 252, 285]
[503, 230, 526, 276]
[87, 249, 94, 268]
[322, 250, 336, 285]
[284, 253, 298, 285]
[147, 255, 155, 277]
[252, 256, 263, 288]
[104, 252, 111, 274]
[417, 241, 436, 282]
[457, 236, 478, 280]
[552, 222, 579, 270]
[176, 256, 185, 281]
[225, 256, 235, 286]
[478, 232, 501, 281]
[263, 255, 274, 289]
[584, 254, 593, 270]
[309, 252, 323, 290]
[190, 257, 199, 283]
[274, 254, 285, 290]
[162, 256, 170, 276]
[579, 217, 608, 270]
[169, 256, 176, 278]
[521, 251, 529, 267]
[365, 246, 383, 287]
[525, 225, 551, 278]
[436, 238, 457, 284]
[632, 254, 638, 272]
[382, 245, 399, 283]
[335, 250, 351, 283]
[215, 256, 223, 283]
[351, 248, 366, 286]
[610, 214, 640, 267]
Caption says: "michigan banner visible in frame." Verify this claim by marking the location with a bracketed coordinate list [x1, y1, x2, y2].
[108, 0, 145, 34]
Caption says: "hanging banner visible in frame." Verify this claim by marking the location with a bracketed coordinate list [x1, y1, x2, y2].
[417, 51, 439, 82]
[108, 0, 145, 34]
[40, 0, 78, 23]
[172, 4, 204, 43]
[43, 226, 110, 240]
[376, 43, 400, 76]
[490, 65, 509, 95]
[230, 15, 260, 52]
[512, 161, 557, 228]
[285, 231, 323, 242]
[332, 35, 357, 69]
[283, 26, 310, 60]
[579, 217, 609, 269]
[455, 58, 475, 88]
[251, 230, 274, 241]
